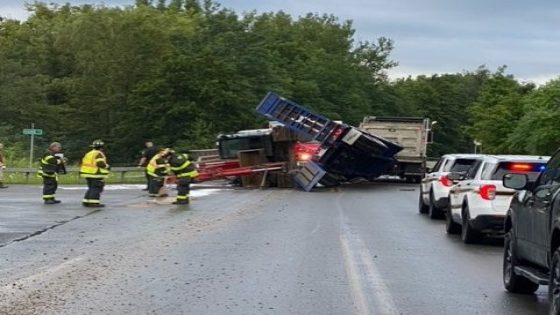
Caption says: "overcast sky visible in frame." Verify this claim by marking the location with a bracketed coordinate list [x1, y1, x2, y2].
[1, 0, 559, 84]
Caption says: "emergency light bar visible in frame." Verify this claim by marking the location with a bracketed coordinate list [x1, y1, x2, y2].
[507, 163, 546, 172]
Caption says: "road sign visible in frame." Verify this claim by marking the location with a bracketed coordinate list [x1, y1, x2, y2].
[22, 128, 43, 136]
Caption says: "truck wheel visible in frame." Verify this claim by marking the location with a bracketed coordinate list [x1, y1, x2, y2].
[503, 231, 539, 293]
[418, 189, 429, 214]
[550, 247, 560, 314]
[461, 205, 482, 244]
[428, 191, 443, 219]
[319, 173, 340, 187]
[445, 205, 461, 234]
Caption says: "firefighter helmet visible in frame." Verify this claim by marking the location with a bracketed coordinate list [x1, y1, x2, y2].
[90, 139, 105, 149]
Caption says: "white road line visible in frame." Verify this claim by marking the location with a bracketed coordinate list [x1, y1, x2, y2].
[340, 233, 371, 315]
[338, 195, 399, 315]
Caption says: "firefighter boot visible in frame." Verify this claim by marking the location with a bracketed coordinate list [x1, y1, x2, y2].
[172, 197, 190, 205]
[44, 199, 62, 205]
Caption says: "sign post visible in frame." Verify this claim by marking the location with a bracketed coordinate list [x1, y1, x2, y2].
[22, 124, 43, 168]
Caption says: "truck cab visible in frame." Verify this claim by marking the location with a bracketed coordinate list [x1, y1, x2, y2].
[502, 150, 560, 314]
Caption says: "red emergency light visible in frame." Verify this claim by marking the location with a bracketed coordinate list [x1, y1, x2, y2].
[507, 163, 546, 172]
[509, 164, 532, 171]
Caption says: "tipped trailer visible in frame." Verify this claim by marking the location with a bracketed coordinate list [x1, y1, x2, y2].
[256, 92, 403, 191]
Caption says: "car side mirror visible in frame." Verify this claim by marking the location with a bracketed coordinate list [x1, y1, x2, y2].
[447, 172, 464, 181]
[503, 173, 529, 190]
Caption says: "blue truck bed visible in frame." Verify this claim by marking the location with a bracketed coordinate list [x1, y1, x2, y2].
[256, 92, 403, 191]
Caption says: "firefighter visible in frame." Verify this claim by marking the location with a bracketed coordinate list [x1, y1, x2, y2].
[168, 151, 199, 205]
[37, 142, 66, 204]
[146, 148, 171, 197]
[0, 143, 7, 188]
[80, 139, 110, 207]
[137, 140, 159, 191]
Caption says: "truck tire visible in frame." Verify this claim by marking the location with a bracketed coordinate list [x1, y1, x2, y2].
[503, 231, 539, 294]
[550, 247, 560, 314]
[428, 191, 443, 219]
[418, 189, 429, 214]
[319, 173, 340, 187]
[461, 205, 482, 244]
[445, 205, 461, 234]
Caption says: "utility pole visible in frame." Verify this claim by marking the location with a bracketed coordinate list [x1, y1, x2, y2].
[29, 123, 35, 169]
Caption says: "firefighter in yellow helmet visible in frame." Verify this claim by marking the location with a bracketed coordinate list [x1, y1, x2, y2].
[79, 140, 110, 207]
[146, 147, 171, 197]
[168, 150, 198, 205]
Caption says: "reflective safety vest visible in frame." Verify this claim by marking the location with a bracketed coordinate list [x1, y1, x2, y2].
[146, 153, 169, 177]
[170, 153, 199, 178]
[80, 149, 109, 179]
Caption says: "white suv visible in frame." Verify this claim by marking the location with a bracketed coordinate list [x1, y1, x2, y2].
[419, 154, 484, 219]
[446, 155, 549, 244]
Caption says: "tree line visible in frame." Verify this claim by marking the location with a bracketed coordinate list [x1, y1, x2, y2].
[0, 0, 559, 165]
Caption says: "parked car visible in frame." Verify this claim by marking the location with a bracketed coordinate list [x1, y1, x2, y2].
[419, 154, 484, 219]
[446, 155, 549, 244]
[502, 150, 560, 314]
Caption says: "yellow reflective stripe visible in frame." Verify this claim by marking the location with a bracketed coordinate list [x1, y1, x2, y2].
[176, 195, 189, 200]
[178, 170, 199, 178]
[81, 174, 107, 179]
[82, 199, 100, 203]
[170, 160, 191, 171]
[43, 194, 55, 198]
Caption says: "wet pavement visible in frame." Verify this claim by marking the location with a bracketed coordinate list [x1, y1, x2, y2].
[0, 182, 550, 314]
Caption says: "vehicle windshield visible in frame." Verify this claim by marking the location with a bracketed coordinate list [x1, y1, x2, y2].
[445, 158, 477, 172]
[219, 137, 268, 159]
[491, 162, 546, 181]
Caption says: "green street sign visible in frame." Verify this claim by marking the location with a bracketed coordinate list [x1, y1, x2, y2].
[23, 128, 43, 136]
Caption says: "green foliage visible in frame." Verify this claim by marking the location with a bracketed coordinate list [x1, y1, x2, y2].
[507, 80, 560, 155]
[0, 1, 397, 163]
[467, 68, 533, 154]
[1, 1, 560, 165]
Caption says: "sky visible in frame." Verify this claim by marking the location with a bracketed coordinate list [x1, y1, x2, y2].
[1, 0, 559, 84]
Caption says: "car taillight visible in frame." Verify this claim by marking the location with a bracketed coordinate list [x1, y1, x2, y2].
[439, 175, 453, 187]
[297, 152, 312, 161]
[479, 184, 496, 200]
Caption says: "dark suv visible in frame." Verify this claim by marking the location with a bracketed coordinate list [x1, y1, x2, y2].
[502, 151, 560, 314]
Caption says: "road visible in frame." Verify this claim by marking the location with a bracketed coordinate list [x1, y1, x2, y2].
[0, 182, 551, 314]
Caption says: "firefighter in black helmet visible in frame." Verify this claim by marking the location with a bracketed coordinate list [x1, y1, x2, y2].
[168, 150, 198, 205]
[80, 139, 110, 207]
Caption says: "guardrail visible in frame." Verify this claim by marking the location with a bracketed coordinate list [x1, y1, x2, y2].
[5, 166, 141, 183]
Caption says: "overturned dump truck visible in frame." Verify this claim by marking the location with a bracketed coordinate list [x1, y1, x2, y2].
[256, 92, 403, 191]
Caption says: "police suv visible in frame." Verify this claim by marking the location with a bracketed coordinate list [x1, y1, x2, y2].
[446, 155, 548, 244]
[419, 154, 484, 219]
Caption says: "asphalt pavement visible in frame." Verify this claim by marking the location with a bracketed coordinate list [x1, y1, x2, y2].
[0, 182, 551, 314]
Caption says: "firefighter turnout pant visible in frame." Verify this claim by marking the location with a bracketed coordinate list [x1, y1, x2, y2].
[42, 176, 58, 201]
[175, 177, 192, 204]
[83, 178, 105, 206]
[148, 175, 164, 197]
